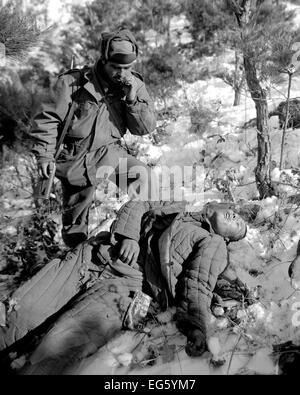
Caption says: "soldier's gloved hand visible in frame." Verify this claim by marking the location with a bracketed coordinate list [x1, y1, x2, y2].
[118, 238, 140, 267]
[38, 161, 55, 179]
[119, 71, 138, 104]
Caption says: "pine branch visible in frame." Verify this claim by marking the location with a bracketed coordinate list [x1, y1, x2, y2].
[0, 3, 41, 61]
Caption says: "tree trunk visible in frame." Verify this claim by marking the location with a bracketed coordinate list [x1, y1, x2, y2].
[233, 86, 242, 106]
[244, 56, 274, 198]
[279, 72, 293, 170]
[233, 51, 244, 106]
[228, 0, 274, 198]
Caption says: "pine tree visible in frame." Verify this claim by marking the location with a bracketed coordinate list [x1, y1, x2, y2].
[0, 1, 41, 62]
[0, 1, 42, 159]
[227, 0, 298, 198]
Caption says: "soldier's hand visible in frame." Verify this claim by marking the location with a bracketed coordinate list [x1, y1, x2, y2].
[38, 161, 55, 179]
[118, 238, 140, 266]
[120, 72, 138, 103]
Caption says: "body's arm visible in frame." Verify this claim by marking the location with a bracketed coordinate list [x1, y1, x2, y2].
[111, 200, 186, 242]
[111, 200, 186, 266]
[111, 200, 153, 242]
[175, 234, 228, 356]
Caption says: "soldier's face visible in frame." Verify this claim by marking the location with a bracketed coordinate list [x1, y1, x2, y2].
[209, 209, 246, 241]
[103, 61, 133, 84]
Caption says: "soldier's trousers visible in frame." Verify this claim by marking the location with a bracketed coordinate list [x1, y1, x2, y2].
[58, 142, 157, 248]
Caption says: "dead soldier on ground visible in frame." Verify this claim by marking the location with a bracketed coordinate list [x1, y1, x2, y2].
[0, 201, 254, 375]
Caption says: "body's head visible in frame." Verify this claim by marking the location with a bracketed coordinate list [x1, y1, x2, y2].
[98, 29, 138, 85]
[203, 203, 247, 242]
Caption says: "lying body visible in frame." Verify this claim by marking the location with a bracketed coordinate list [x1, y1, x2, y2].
[0, 201, 248, 374]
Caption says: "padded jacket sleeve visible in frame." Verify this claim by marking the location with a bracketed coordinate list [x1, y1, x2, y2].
[175, 234, 228, 338]
[111, 200, 186, 242]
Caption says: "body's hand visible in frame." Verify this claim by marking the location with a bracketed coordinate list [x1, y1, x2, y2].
[118, 238, 140, 266]
[120, 72, 138, 103]
[38, 161, 55, 179]
[186, 328, 206, 357]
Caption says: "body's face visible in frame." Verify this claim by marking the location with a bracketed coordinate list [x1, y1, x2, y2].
[208, 209, 246, 241]
[102, 61, 133, 85]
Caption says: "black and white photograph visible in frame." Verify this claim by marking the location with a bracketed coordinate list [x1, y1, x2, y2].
[0, 0, 300, 377]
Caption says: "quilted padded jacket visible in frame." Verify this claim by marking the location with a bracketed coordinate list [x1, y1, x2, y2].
[111, 200, 229, 340]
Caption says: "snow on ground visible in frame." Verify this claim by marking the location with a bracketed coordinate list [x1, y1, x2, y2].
[3, 29, 300, 375]
[1, 60, 298, 376]
[73, 56, 300, 375]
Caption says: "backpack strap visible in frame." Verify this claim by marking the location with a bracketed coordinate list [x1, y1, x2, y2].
[54, 101, 77, 160]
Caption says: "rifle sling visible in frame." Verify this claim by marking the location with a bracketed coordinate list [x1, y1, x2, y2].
[54, 100, 77, 161]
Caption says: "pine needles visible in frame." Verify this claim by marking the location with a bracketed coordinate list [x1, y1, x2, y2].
[0, 2, 41, 62]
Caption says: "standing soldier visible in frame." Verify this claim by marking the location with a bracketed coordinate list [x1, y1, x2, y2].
[30, 29, 156, 248]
